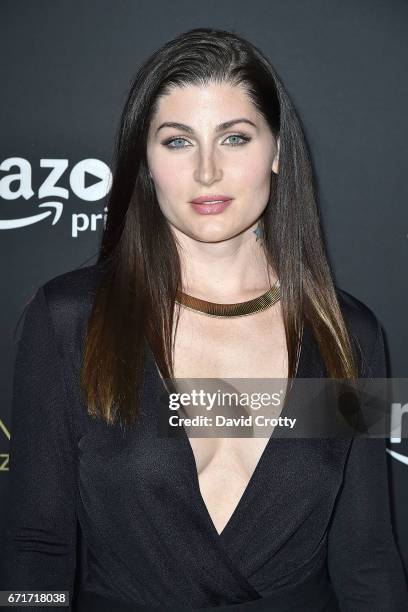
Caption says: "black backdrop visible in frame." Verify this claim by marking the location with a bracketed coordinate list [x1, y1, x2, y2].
[1, 0, 407, 581]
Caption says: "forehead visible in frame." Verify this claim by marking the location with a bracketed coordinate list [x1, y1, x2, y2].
[150, 81, 260, 126]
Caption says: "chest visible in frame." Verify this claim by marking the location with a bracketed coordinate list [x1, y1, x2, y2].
[166, 303, 289, 534]
[171, 301, 288, 379]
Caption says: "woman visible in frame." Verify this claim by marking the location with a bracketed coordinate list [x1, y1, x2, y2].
[2, 28, 407, 611]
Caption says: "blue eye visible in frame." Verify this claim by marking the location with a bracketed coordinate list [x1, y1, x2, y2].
[224, 134, 251, 147]
[164, 137, 189, 149]
[162, 133, 251, 149]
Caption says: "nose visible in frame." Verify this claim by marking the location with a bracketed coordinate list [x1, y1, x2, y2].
[193, 147, 223, 185]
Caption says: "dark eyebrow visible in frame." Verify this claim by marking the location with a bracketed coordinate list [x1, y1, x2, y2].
[155, 118, 257, 135]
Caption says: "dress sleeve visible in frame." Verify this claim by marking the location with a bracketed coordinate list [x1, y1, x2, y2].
[0, 286, 77, 611]
[327, 322, 408, 610]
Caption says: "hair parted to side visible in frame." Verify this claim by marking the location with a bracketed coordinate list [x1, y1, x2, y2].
[80, 27, 359, 431]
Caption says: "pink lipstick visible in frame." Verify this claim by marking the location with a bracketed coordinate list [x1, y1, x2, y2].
[189, 194, 233, 215]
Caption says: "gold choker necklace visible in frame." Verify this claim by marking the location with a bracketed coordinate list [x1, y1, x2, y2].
[175, 279, 280, 318]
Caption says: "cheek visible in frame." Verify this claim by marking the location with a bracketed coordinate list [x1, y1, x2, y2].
[235, 153, 272, 186]
[151, 171, 185, 209]
[150, 152, 188, 198]
[149, 160, 187, 221]
[233, 156, 273, 214]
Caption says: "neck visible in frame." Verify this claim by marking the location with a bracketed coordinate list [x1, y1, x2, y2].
[172, 224, 278, 301]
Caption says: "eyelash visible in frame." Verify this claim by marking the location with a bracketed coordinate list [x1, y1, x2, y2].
[161, 133, 252, 149]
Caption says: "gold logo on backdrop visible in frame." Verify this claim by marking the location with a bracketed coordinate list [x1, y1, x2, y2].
[0, 419, 10, 471]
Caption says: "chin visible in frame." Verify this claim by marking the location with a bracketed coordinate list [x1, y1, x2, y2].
[192, 227, 240, 243]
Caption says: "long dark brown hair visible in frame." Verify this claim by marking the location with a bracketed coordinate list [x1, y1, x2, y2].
[81, 27, 359, 430]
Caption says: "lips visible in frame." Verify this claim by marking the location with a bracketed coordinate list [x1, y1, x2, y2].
[190, 195, 233, 204]
[190, 198, 233, 215]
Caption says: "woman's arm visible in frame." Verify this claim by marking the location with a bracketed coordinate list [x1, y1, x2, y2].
[0, 286, 77, 610]
[327, 322, 408, 610]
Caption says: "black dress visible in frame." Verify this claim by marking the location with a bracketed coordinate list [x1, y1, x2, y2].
[1, 264, 407, 611]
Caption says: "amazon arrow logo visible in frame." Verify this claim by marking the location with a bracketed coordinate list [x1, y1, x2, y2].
[0, 157, 112, 236]
[386, 449, 408, 465]
[388, 401, 408, 466]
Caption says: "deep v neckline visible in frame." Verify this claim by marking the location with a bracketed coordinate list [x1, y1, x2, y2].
[145, 320, 312, 540]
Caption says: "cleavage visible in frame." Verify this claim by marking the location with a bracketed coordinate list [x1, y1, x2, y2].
[188, 435, 271, 535]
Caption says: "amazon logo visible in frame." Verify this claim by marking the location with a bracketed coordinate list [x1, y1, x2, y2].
[0, 157, 112, 237]
[387, 449, 408, 466]
[388, 401, 408, 466]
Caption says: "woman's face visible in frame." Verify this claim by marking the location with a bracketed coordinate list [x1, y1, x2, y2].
[146, 81, 279, 243]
